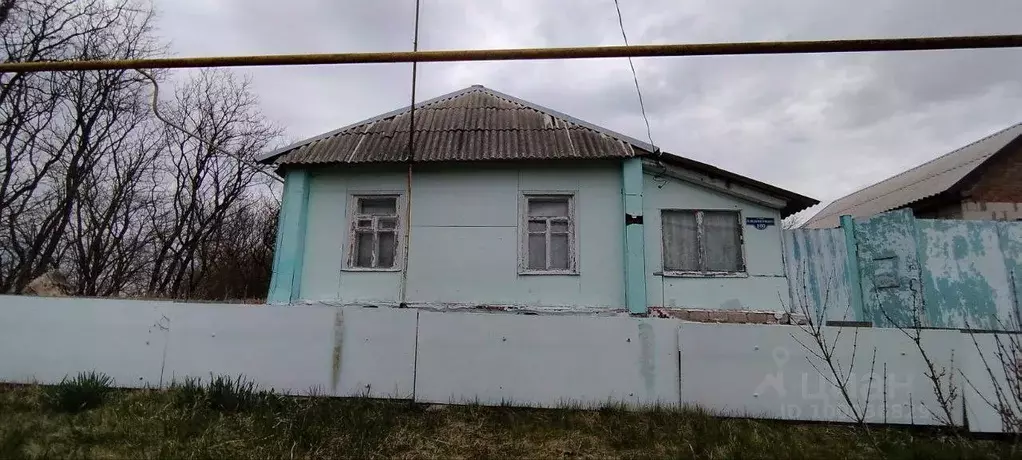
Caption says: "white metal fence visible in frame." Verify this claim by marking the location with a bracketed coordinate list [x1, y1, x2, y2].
[0, 295, 1017, 433]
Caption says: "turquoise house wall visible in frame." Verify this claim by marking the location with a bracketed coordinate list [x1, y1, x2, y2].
[300, 166, 408, 303]
[642, 172, 788, 311]
[298, 162, 625, 308]
[404, 163, 624, 307]
[267, 169, 310, 304]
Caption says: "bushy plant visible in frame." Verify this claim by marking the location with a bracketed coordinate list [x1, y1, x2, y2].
[42, 371, 114, 413]
[170, 374, 269, 412]
[168, 377, 206, 409]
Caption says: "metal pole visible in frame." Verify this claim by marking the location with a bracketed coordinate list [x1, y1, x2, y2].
[2, 34, 1022, 73]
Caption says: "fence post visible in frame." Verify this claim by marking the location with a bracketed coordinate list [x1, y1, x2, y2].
[840, 215, 866, 321]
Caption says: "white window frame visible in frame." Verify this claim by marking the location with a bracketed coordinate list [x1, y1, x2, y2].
[660, 209, 747, 277]
[519, 192, 578, 275]
[344, 192, 404, 272]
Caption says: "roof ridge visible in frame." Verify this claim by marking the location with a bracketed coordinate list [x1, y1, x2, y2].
[473, 86, 653, 153]
[255, 86, 485, 162]
[807, 121, 1022, 222]
[257, 85, 654, 163]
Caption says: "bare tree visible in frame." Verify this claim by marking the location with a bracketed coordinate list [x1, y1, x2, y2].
[0, 0, 162, 293]
[960, 271, 1022, 433]
[1, 0, 282, 301]
[188, 198, 279, 301]
[785, 262, 879, 430]
[144, 69, 282, 298]
[876, 288, 960, 429]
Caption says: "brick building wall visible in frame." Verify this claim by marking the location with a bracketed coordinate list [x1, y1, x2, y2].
[959, 144, 1022, 220]
[915, 201, 964, 219]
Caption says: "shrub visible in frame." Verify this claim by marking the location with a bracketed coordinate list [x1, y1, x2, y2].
[206, 374, 261, 412]
[42, 371, 114, 413]
[169, 377, 206, 409]
[170, 374, 273, 412]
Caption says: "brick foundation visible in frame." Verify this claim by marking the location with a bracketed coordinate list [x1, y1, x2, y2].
[649, 307, 805, 325]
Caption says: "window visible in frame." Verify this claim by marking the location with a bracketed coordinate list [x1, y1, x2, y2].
[348, 195, 400, 270]
[521, 195, 576, 273]
[661, 210, 744, 274]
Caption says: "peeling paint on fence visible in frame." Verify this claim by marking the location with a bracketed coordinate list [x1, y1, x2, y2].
[918, 220, 1010, 329]
[854, 210, 922, 328]
[781, 227, 854, 323]
[997, 222, 1022, 327]
[784, 210, 1022, 331]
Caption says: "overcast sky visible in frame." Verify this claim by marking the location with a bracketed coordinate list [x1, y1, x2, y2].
[155, 0, 1022, 220]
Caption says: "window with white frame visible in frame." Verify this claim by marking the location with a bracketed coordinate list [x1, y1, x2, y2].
[348, 195, 400, 269]
[521, 195, 576, 273]
[661, 209, 744, 274]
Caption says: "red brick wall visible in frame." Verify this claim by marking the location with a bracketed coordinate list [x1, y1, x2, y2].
[967, 144, 1022, 202]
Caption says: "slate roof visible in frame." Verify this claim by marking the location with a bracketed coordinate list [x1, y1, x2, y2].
[258, 85, 818, 216]
[258, 85, 645, 165]
[804, 122, 1022, 228]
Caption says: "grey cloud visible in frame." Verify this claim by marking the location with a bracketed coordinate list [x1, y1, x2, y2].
[156, 0, 1022, 212]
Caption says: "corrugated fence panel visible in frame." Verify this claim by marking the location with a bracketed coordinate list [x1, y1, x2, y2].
[782, 228, 854, 323]
[917, 220, 1015, 329]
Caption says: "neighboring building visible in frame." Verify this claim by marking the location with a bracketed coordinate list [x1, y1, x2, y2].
[805, 122, 1022, 229]
[258, 85, 817, 314]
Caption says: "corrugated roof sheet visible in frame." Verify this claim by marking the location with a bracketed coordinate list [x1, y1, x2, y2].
[258, 84, 819, 217]
[804, 122, 1022, 228]
[262, 85, 639, 165]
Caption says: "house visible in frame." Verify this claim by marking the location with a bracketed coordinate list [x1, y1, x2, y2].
[804, 122, 1022, 229]
[257, 85, 817, 315]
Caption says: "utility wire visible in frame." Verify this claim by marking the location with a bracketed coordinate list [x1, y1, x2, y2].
[399, 0, 421, 307]
[5, 34, 1022, 72]
[135, 69, 283, 184]
[613, 0, 658, 155]
[408, 0, 420, 162]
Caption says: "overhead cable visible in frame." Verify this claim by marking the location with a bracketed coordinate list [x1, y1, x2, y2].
[613, 0, 658, 155]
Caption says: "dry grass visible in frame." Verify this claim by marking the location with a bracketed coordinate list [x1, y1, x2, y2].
[0, 383, 1018, 459]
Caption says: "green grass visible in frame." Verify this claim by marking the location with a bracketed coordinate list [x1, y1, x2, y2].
[0, 380, 1018, 459]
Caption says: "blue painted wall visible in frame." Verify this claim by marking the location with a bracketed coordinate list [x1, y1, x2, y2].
[642, 172, 788, 311]
[298, 162, 625, 308]
[405, 163, 624, 307]
[300, 166, 407, 303]
[292, 161, 793, 311]
[267, 169, 310, 304]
